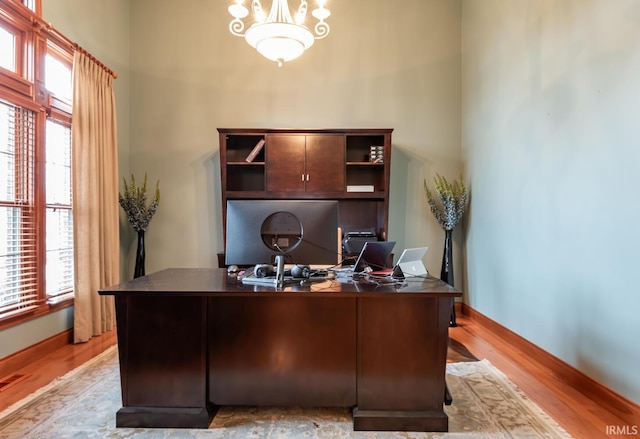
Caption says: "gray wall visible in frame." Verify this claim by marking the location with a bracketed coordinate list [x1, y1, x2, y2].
[128, 0, 462, 277]
[462, 0, 640, 403]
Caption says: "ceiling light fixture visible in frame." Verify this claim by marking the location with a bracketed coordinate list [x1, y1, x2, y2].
[228, 0, 331, 67]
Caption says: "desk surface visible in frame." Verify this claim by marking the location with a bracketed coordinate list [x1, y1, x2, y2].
[100, 268, 461, 298]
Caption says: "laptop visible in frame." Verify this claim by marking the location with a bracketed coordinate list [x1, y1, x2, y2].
[392, 247, 428, 278]
[352, 241, 396, 274]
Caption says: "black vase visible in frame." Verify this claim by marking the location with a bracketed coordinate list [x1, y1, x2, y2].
[440, 229, 457, 327]
[134, 230, 146, 279]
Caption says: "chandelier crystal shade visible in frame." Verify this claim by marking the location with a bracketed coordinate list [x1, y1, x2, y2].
[228, 0, 331, 66]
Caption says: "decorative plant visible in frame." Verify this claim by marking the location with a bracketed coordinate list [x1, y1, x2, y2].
[423, 173, 468, 231]
[119, 174, 160, 232]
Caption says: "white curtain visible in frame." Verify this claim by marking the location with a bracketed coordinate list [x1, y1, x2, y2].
[71, 51, 120, 343]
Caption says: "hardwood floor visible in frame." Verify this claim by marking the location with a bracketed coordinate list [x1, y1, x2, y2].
[0, 329, 117, 414]
[450, 307, 638, 439]
[1, 309, 637, 438]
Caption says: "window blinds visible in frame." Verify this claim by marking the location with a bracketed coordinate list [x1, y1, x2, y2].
[0, 100, 40, 319]
[45, 119, 74, 303]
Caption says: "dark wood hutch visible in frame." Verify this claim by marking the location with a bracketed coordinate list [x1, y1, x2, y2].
[217, 128, 393, 264]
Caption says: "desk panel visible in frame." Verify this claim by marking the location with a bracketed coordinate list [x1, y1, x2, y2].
[114, 295, 211, 428]
[208, 296, 357, 406]
[354, 295, 450, 431]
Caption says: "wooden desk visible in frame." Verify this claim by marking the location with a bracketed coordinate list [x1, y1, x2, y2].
[99, 268, 461, 432]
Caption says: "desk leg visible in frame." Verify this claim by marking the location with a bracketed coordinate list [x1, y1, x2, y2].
[114, 295, 214, 428]
[117, 406, 216, 429]
[449, 298, 457, 327]
[355, 296, 450, 432]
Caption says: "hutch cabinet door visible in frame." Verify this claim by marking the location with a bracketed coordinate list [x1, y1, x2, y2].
[266, 134, 345, 193]
[266, 135, 306, 192]
[305, 135, 345, 192]
[265, 135, 305, 192]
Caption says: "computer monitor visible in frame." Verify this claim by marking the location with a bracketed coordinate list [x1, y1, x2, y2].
[225, 200, 339, 266]
[353, 241, 396, 272]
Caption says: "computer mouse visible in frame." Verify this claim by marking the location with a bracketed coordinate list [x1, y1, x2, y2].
[227, 264, 239, 274]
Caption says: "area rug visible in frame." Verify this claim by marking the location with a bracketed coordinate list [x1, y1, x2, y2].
[0, 346, 572, 439]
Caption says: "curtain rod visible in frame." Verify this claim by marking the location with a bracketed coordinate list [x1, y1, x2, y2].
[72, 43, 118, 79]
[32, 17, 118, 79]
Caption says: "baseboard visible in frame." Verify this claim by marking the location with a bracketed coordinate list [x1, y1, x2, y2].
[460, 303, 640, 427]
[0, 329, 73, 378]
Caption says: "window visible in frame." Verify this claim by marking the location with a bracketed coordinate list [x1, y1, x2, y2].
[45, 119, 73, 304]
[0, 101, 38, 318]
[23, 0, 41, 14]
[0, 1, 73, 326]
[46, 49, 72, 103]
[7, 0, 41, 15]
[0, 27, 16, 72]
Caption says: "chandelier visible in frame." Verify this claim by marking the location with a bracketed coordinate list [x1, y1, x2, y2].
[228, 0, 331, 67]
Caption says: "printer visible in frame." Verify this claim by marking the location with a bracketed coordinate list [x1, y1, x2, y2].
[342, 229, 378, 254]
